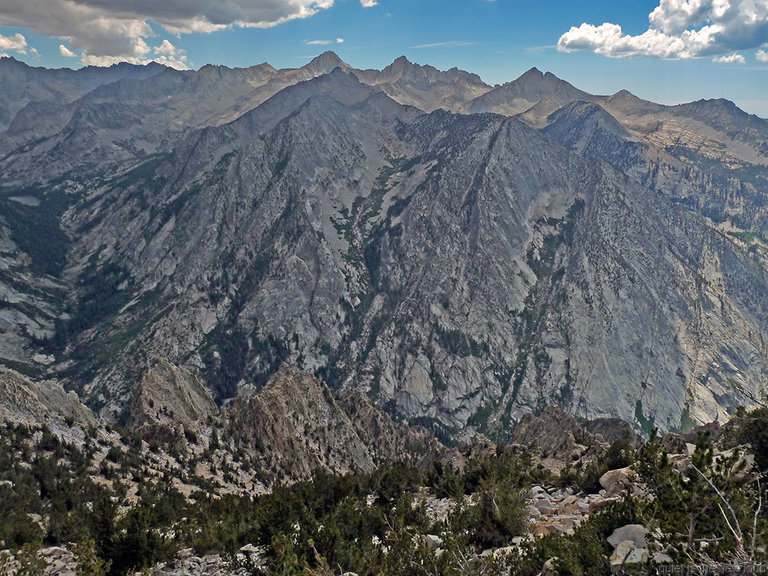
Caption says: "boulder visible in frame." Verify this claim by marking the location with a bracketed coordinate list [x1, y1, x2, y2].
[599, 467, 636, 495]
[424, 534, 443, 550]
[588, 496, 621, 513]
[540, 557, 559, 576]
[534, 499, 557, 514]
[608, 525, 647, 549]
[610, 541, 649, 566]
[528, 504, 542, 519]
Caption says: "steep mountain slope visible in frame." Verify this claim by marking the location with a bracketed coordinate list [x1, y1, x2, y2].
[1, 56, 767, 440]
[354, 55, 492, 112]
[0, 63, 281, 189]
[0, 57, 166, 131]
[35, 69, 767, 437]
[466, 67, 594, 120]
[545, 98, 768, 244]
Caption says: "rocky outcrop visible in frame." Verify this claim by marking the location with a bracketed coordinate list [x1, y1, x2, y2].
[225, 365, 442, 480]
[509, 406, 607, 472]
[0, 369, 95, 440]
[599, 467, 637, 496]
[129, 359, 218, 432]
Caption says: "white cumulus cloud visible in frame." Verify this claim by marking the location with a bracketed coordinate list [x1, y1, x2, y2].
[758, 49, 768, 61]
[713, 53, 745, 63]
[0, 0, 337, 65]
[154, 39, 177, 56]
[59, 44, 77, 58]
[558, 0, 768, 59]
[0, 32, 27, 54]
[151, 39, 189, 69]
[361, 0, 378, 6]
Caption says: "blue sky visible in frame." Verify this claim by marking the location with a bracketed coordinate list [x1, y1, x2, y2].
[1, 0, 767, 116]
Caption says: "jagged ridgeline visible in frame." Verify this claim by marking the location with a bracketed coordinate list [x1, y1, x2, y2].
[1, 52, 767, 438]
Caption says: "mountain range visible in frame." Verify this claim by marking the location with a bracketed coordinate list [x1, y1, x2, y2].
[1, 51, 767, 440]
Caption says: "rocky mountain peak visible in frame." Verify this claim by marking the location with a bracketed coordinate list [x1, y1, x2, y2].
[0, 55, 27, 69]
[602, 88, 657, 111]
[226, 364, 416, 478]
[546, 100, 632, 139]
[468, 66, 590, 116]
[391, 55, 412, 67]
[0, 369, 96, 441]
[302, 50, 348, 76]
[519, 66, 544, 81]
[129, 359, 218, 432]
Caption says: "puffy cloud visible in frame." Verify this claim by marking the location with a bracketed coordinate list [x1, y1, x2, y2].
[59, 44, 77, 58]
[648, 0, 711, 34]
[0, 32, 27, 54]
[78, 38, 189, 69]
[713, 53, 745, 62]
[558, 0, 768, 59]
[154, 39, 178, 56]
[361, 0, 378, 6]
[151, 40, 189, 69]
[758, 49, 768, 61]
[0, 0, 337, 64]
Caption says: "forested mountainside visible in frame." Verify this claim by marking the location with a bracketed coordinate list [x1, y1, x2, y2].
[2, 365, 768, 575]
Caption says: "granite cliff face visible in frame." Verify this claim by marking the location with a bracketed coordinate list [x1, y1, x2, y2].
[1, 53, 767, 439]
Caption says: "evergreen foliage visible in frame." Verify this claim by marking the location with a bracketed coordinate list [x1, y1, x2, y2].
[1, 418, 766, 575]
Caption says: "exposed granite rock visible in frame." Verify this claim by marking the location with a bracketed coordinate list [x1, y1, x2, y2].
[509, 406, 606, 472]
[610, 540, 649, 567]
[225, 365, 444, 480]
[129, 359, 218, 431]
[1, 54, 767, 441]
[0, 369, 95, 441]
[608, 525, 647, 548]
[599, 467, 637, 495]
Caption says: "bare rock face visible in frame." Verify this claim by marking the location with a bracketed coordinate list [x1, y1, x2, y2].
[129, 359, 218, 431]
[226, 365, 429, 479]
[221, 365, 449, 480]
[2, 54, 768, 441]
[0, 369, 96, 440]
[511, 406, 588, 456]
[509, 406, 605, 472]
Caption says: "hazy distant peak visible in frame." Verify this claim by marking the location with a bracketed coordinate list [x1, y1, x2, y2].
[519, 66, 543, 80]
[610, 89, 638, 100]
[198, 63, 232, 72]
[380, 55, 414, 76]
[0, 55, 25, 67]
[601, 89, 663, 115]
[304, 50, 347, 73]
